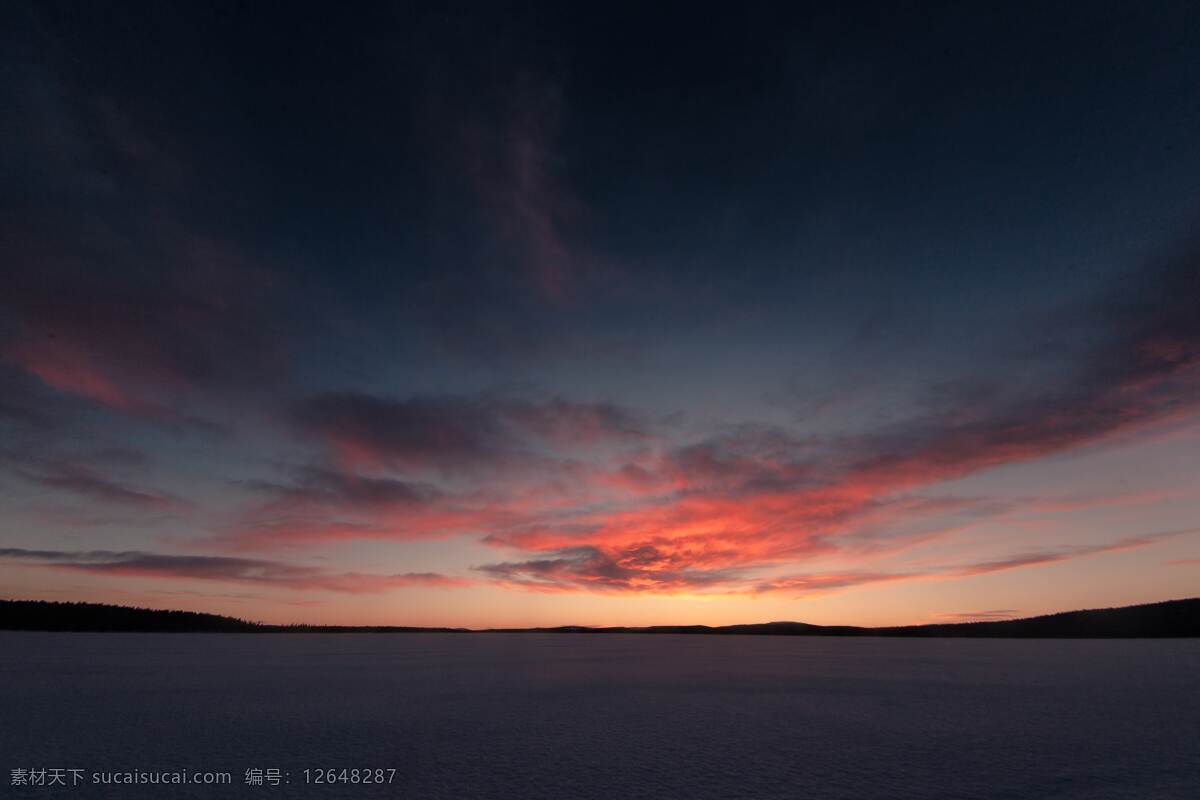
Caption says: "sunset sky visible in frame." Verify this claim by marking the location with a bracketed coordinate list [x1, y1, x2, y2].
[2, 2, 1198, 627]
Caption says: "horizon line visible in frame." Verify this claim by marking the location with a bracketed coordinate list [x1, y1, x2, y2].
[3, 596, 1197, 635]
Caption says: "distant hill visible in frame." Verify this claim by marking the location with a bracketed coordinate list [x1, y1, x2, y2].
[869, 599, 1200, 638]
[2, 597, 1197, 637]
[547, 599, 1199, 638]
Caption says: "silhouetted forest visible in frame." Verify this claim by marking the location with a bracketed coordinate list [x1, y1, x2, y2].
[2, 597, 1197, 637]
[0, 600, 261, 632]
[0, 601, 465, 633]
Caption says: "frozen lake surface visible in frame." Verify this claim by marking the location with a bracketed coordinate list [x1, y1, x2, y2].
[2, 632, 1198, 798]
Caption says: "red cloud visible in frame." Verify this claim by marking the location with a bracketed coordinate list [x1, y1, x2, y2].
[1, 233, 285, 419]
[478, 530, 1191, 597]
[6, 337, 142, 414]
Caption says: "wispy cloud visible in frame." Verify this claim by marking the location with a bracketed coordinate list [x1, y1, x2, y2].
[222, 466, 515, 550]
[0, 548, 469, 594]
[2, 450, 187, 512]
[934, 610, 1020, 622]
[21, 463, 185, 511]
[289, 391, 647, 475]
[2, 237, 285, 421]
[459, 72, 588, 304]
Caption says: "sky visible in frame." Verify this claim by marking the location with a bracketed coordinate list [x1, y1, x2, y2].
[1, 1, 1198, 627]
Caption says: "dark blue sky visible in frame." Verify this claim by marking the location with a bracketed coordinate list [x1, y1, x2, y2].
[1, 1, 1198, 625]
